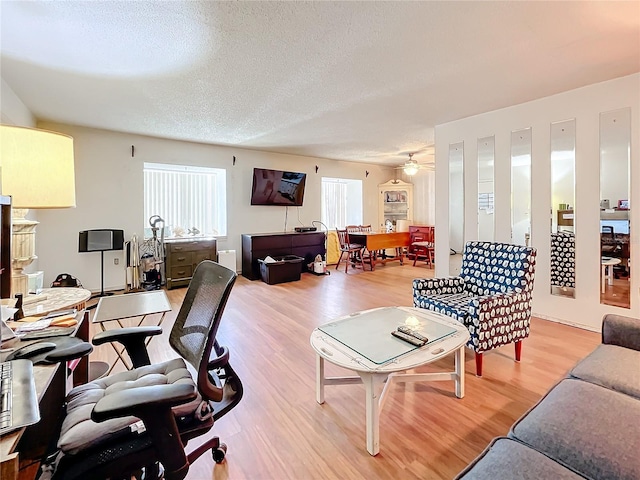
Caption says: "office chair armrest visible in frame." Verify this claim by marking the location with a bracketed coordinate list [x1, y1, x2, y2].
[92, 326, 162, 368]
[413, 276, 465, 296]
[208, 345, 229, 369]
[92, 383, 197, 422]
[44, 342, 93, 363]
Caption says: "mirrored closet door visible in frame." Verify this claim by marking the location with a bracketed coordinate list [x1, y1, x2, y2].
[477, 136, 495, 241]
[511, 128, 531, 246]
[449, 142, 464, 275]
[550, 119, 576, 298]
[600, 107, 631, 308]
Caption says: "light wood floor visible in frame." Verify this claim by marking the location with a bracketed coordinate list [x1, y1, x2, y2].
[88, 263, 601, 480]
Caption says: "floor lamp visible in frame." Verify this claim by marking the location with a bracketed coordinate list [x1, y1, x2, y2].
[0, 125, 76, 298]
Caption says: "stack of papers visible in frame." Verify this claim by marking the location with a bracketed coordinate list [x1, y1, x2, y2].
[15, 318, 51, 334]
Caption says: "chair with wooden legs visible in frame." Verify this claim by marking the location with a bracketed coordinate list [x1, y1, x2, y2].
[413, 241, 537, 376]
[336, 228, 365, 273]
[411, 228, 434, 268]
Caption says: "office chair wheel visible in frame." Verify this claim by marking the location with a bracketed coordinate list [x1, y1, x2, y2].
[212, 443, 227, 464]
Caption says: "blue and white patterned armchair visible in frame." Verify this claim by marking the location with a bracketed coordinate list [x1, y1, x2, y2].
[413, 241, 537, 376]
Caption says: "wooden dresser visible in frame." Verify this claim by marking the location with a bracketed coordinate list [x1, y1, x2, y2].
[165, 238, 217, 289]
[241, 231, 326, 280]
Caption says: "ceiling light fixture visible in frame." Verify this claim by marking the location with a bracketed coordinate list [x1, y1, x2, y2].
[403, 153, 419, 176]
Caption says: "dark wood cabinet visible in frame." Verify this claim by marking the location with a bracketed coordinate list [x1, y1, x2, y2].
[242, 232, 326, 280]
[1, 195, 11, 299]
[165, 238, 217, 289]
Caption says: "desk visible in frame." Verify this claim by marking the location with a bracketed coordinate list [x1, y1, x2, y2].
[1, 311, 89, 480]
[93, 290, 171, 374]
[23, 288, 91, 317]
[348, 232, 410, 270]
[310, 307, 469, 455]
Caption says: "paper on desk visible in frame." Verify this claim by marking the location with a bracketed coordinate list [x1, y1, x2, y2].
[263, 256, 277, 263]
[2, 305, 19, 322]
[15, 318, 51, 333]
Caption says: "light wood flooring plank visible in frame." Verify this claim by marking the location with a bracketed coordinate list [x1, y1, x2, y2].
[88, 263, 601, 480]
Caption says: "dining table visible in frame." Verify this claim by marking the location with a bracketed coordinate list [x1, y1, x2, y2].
[348, 231, 411, 270]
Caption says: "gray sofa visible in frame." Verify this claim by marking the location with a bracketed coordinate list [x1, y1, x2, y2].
[456, 314, 640, 480]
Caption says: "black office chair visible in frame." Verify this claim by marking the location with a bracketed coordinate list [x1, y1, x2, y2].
[42, 260, 243, 480]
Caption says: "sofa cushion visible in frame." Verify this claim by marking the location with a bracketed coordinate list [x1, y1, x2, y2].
[455, 437, 586, 480]
[570, 344, 640, 399]
[509, 378, 640, 480]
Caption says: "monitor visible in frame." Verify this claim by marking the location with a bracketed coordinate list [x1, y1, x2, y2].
[600, 219, 629, 235]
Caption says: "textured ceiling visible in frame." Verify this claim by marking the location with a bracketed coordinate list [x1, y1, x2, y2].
[1, 1, 639, 166]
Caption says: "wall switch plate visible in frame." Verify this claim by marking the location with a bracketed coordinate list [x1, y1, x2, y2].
[114, 258, 119, 265]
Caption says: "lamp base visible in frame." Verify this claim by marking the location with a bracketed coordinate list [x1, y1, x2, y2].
[11, 209, 38, 298]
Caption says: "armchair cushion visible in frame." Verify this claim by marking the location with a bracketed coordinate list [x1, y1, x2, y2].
[414, 291, 472, 324]
[59, 358, 201, 455]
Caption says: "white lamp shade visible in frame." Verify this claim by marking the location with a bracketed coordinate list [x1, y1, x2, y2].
[0, 125, 76, 208]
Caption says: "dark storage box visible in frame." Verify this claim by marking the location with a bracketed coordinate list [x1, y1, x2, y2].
[258, 255, 304, 285]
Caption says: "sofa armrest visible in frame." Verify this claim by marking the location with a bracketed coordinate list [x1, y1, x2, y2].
[413, 277, 464, 296]
[602, 314, 640, 351]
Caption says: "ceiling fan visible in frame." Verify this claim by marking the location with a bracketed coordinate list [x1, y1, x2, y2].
[396, 152, 435, 176]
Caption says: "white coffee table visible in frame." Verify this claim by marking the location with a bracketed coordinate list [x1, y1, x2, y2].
[310, 306, 469, 455]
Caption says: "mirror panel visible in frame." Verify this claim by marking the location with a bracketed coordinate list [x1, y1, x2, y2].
[550, 119, 576, 298]
[478, 136, 495, 241]
[449, 142, 464, 275]
[600, 107, 631, 308]
[511, 128, 532, 246]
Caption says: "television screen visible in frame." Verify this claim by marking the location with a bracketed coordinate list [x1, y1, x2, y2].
[251, 168, 306, 206]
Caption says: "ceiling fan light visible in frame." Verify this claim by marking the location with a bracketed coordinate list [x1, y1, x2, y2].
[403, 163, 419, 176]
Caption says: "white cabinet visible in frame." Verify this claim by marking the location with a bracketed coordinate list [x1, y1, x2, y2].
[379, 179, 413, 231]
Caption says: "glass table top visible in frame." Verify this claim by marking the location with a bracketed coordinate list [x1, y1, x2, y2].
[318, 307, 457, 364]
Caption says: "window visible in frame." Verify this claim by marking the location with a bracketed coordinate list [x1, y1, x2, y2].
[143, 163, 226, 237]
[321, 177, 363, 229]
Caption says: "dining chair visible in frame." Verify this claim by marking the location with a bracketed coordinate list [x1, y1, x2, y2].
[411, 227, 434, 268]
[335, 229, 365, 273]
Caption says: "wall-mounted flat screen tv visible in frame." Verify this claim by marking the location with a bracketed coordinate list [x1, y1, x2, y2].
[251, 168, 307, 206]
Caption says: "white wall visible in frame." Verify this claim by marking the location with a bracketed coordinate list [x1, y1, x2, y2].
[435, 73, 640, 331]
[1, 79, 35, 127]
[32, 122, 394, 292]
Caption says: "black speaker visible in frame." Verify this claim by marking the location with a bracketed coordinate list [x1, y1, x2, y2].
[79, 229, 124, 253]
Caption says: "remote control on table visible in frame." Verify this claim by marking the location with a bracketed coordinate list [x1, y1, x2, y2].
[391, 330, 427, 347]
[397, 325, 429, 343]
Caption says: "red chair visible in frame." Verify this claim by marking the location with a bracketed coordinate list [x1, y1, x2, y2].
[411, 227, 434, 268]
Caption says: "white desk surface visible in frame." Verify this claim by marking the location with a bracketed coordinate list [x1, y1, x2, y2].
[93, 290, 171, 323]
